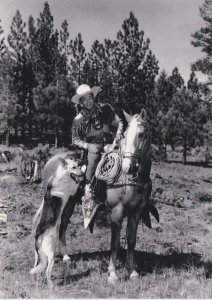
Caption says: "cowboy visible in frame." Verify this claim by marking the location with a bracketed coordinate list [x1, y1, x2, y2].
[71, 84, 124, 229]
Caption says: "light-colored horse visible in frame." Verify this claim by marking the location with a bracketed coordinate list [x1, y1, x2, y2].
[105, 108, 155, 283]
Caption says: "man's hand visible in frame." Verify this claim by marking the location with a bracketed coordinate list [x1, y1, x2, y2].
[115, 133, 122, 142]
[112, 136, 121, 150]
[87, 143, 102, 154]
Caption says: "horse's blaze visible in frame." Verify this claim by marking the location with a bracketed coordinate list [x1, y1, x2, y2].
[122, 158, 132, 174]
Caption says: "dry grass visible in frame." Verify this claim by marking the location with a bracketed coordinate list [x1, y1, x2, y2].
[0, 159, 212, 298]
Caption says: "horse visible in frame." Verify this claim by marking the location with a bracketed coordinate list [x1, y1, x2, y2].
[104, 108, 159, 283]
[30, 108, 159, 286]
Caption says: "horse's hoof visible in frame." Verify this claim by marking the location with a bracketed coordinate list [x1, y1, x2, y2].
[130, 270, 139, 279]
[62, 254, 71, 262]
[108, 275, 118, 285]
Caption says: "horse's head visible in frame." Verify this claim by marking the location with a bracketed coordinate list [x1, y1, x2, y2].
[122, 109, 151, 175]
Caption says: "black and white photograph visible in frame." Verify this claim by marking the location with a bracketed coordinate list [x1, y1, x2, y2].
[0, 0, 211, 298]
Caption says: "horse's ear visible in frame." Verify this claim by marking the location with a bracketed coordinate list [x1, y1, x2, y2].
[140, 108, 147, 120]
[123, 110, 133, 123]
[58, 157, 68, 167]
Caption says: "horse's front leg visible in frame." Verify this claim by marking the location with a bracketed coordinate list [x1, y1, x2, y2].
[126, 208, 142, 279]
[108, 204, 123, 284]
[59, 196, 77, 261]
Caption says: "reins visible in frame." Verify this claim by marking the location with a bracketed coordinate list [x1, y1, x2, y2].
[107, 130, 151, 191]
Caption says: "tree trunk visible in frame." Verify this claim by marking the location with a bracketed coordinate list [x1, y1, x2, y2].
[164, 144, 167, 161]
[55, 127, 58, 148]
[183, 138, 187, 165]
[63, 127, 69, 147]
[5, 129, 10, 147]
[171, 141, 175, 151]
[28, 103, 32, 142]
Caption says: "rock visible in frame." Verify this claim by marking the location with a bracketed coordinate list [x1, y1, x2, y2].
[199, 194, 212, 203]
[0, 175, 17, 189]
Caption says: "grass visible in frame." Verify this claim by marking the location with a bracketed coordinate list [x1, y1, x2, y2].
[0, 158, 212, 298]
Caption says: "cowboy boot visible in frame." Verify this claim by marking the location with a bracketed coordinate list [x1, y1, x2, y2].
[82, 183, 102, 229]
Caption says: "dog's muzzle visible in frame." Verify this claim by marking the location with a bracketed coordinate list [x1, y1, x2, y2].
[70, 172, 84, 184]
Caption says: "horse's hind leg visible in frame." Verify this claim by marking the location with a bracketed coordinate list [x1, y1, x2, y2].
[108, 205, 123, 284]
[59, 196, 77, 261]
[126, 209, 142, 279]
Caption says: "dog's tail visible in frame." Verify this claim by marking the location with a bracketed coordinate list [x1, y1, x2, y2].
[30, 236, 48, 275]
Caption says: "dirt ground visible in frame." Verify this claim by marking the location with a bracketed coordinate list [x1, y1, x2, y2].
[0, 160, 212, 298]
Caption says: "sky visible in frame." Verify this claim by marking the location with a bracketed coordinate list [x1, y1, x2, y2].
[0, 0, 207, 83]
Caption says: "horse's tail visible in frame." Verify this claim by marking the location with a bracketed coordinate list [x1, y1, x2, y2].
[142, 203, 159, 228]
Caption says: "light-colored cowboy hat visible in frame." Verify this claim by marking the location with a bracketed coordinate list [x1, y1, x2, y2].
[71, 84, 100, 105]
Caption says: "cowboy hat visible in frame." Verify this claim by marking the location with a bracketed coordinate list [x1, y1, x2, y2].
[71, 84, 100, 105]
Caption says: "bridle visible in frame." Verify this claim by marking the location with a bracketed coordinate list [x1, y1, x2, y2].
[123, 120, 149, 164]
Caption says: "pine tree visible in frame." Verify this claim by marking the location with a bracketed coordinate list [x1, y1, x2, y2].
[0, 50, 17, 146]
[82, 58, 96, 86]
[8, 11, 27, 62]
[149, 70, 173, 155]
[87, 39, 115, 104]
[191, 0, 212, 86]
[59, 20, 70, 75]
[35, 1, 57, 84]
[168, 67, 185, 93]
[26, 15, 38, 140]
[33, 74, 75, 146]
[113, 12, 159, 114]
[33, 2, 68, 146]
[156, 67, 185, 152]
[0, 21, 11, 145]
[69, 33, 87, 85]
[155, 70, 173, 114]
[187, 71, 199, 94]
[0, 20, 6, 59]
[164, 87, 207, 164]
[8, 10, 29, 138]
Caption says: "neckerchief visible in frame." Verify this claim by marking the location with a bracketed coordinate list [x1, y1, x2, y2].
[82, 104, 103, 132]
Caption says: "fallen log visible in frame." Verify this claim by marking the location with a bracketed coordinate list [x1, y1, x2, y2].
[0, 212, 7, 223]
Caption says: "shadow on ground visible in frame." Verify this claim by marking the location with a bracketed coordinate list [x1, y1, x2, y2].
[56, 248, 212, 284]
[165, 160, 212, 168]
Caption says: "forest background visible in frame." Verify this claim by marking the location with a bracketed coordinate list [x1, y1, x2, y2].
[0, 0, 211, 164]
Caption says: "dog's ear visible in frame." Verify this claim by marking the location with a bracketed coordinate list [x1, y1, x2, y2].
[123, 110, 133, 123]
[58, 157, 68, 167]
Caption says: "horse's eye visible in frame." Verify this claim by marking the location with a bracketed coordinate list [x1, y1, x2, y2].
[138, 133, 144, 138]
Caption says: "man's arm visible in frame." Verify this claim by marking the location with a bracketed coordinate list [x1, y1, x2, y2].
[72, 116, 88, 150]
[72, 115, 101, 154]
